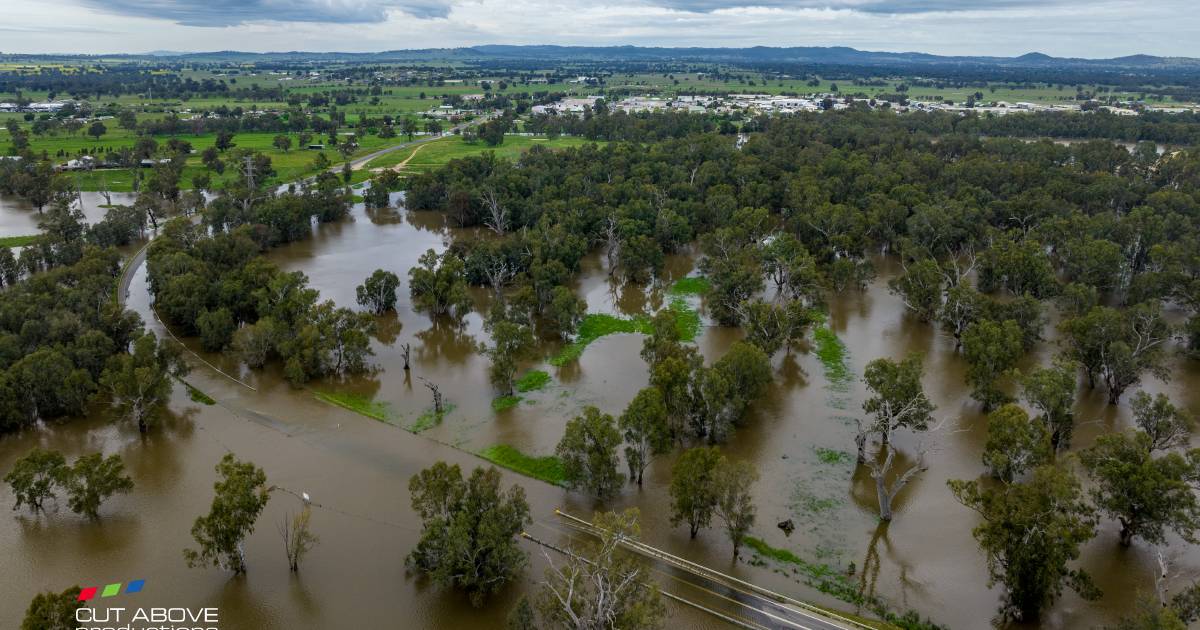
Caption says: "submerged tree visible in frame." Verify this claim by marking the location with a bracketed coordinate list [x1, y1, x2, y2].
[982, 404, 1051, 483]
[279, 505, 319, 572]
[858, 353, 936, 457]
[21, 586, 83, 630]
[1131, 391, 1194, 453]
[962, 319, 1024, 410]
[64, 453, 134, 520]
[4, 447, 67, 513]
[409, 249, 473, 321]
[949, 464, 1098, 621]
[1080, 431, 1200, 547]
[713, 458, 758, 558]
[889, 258, 943, 322]
[557, 406, 624, 498]
[1059, 303, 1171, 404]
[184, 454, 270, 574]
[1020, 357, 1078, 451]
[355, 269, 400, 314]
[407, 462, 530, 606]
[669, 446, 721, 538]
[100, 332, 188, 433]
[536, 509, 666, 630]
[619, 388, 671, 486]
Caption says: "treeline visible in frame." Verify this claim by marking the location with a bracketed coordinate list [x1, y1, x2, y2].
[146, 172, 376, 385]
[0, 199, 189, 435]
[410, 110, 1200, 374]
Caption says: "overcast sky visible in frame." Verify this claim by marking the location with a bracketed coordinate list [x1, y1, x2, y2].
[3, 0, 1198, 58]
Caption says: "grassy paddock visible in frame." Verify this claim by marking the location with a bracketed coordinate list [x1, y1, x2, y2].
[478, 444, 566, 486]
[366, 134, 595, 171]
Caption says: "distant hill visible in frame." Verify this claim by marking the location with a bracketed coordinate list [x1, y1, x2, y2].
[8, 45, 1200, 70]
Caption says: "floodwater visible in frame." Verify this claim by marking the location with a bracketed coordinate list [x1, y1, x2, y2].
[0, 192, 134, 235]
[2, 195, 1199, 629]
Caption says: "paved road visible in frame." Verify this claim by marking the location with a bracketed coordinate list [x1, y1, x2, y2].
[544, 511, 869, 630]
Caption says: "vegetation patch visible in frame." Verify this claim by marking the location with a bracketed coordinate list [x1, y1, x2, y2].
[668, 297, 702, 341]
[813, 326, 852, 388]
[351, 194, 365, 203]
[408, 404, 453, 433]
[478, 444, 566, 486]
[0, 234, 39, 248]
[515, 369, 551, 393]
[549, 313, 650, 366]
[548, 299, 701, 366]
[815, 447, 852, 465]
[184, 382, 216, 406]
[745, 536, 944, 629]
[667, 276, 710, 296]
[313, 390, 393, 422]
[492, 395, 523, 412]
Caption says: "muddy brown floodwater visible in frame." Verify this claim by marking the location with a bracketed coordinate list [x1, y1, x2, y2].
[2, 195, 1199, 629]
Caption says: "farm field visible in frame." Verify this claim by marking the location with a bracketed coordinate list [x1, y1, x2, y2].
[365, 134, 595, 172]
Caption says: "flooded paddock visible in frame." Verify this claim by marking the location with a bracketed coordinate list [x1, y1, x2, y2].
[3, 196, 1199, 629]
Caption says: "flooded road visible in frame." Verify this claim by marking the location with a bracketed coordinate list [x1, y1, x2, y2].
[3, 195, 1199, 629]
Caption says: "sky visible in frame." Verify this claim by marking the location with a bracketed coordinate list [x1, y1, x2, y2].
[2, 0, 1198, 58]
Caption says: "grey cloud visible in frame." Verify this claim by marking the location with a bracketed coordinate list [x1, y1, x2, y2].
[645, 0, 1058, 13]
[76, 0, 452, 26]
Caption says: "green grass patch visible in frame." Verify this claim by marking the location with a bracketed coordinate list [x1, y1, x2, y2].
[408, 404, 453, 433]
[184, 382, 216, 406]
[549, 313, 651, 366]
[813, 326, 852, 386]
[0, 234, 39, 248]
[313, 390, 393, 422]
[365, 134, 595, 172]
[668, 297, 702, 342]
[548, 298, 701, 366]
[478, 444, 566, 486]
[351, 194, 365, 203]
[814, 447, 852, 465]
[668, 276, 710, 296]
[515, 370, 551, 393]
[492, 395, 523, 412]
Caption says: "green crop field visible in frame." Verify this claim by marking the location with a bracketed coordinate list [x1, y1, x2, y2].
[365, 134, 595, 172]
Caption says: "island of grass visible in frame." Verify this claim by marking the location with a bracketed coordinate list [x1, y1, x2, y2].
[515, 369, 551, 392]
[478, 444, 566, 486]
[549, 300, 701, 366]
[812, 325, 852, 386]
[491, 395, 523, 412]
[0, 234, 39, 248]
[667, 276, 710, 296]
[313, 390, 393, 422]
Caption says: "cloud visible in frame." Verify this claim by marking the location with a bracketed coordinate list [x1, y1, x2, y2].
[642, 0, 1058, 14]
[75, 0, 453, 26]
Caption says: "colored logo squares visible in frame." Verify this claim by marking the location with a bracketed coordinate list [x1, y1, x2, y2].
[78, 579, 146, 601]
